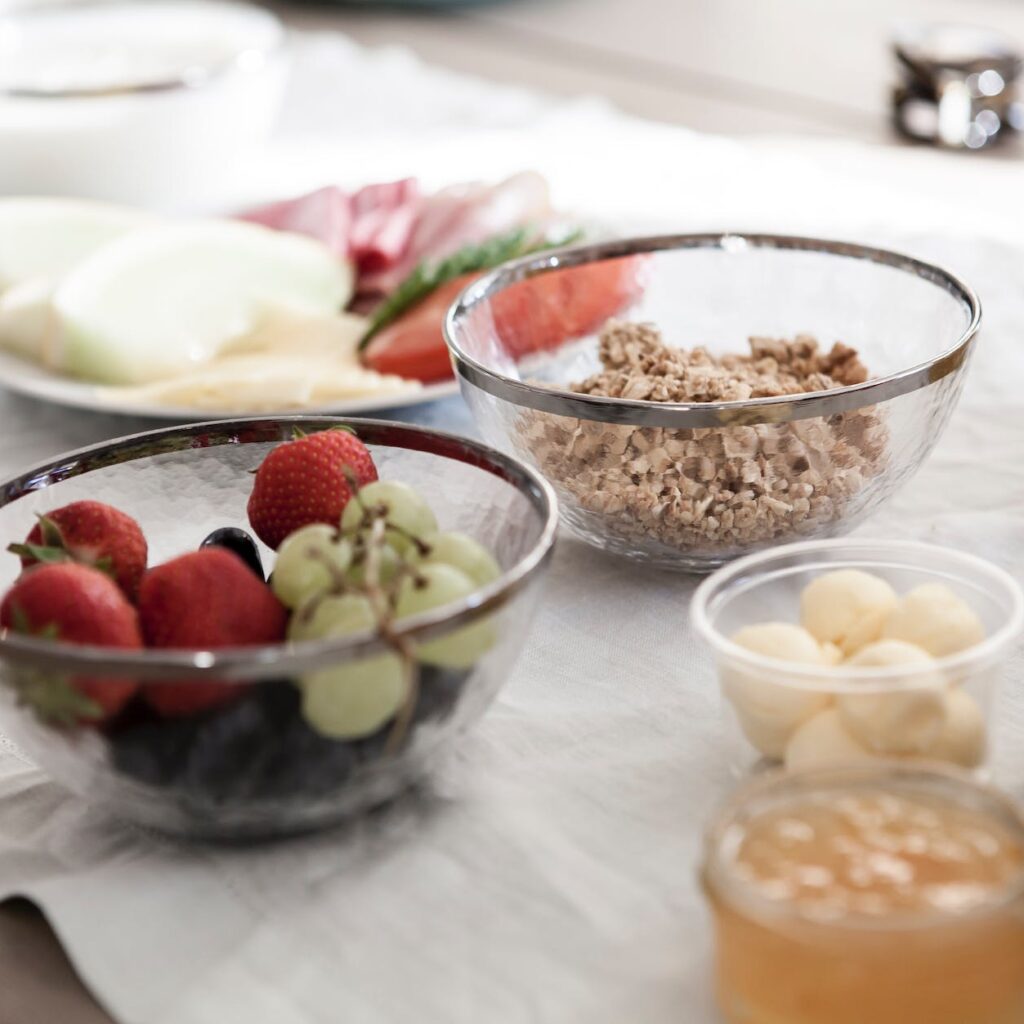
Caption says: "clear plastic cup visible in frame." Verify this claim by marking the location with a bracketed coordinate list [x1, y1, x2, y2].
[691, 539, 1024, 777]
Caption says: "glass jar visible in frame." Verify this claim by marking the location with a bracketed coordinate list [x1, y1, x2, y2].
[701, 764, 1024, 1024]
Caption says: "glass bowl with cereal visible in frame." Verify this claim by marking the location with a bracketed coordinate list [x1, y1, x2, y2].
[444, 234, 981, 571]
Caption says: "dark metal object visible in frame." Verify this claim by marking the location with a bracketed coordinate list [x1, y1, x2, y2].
[893, 23, 1023, 149]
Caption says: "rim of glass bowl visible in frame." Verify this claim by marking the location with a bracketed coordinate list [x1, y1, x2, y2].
[0, 417, 559, 681]
[0, 0, 285, 100]
[443, 233, 982, 429]
[701, 763, 1024, 931]
[690, 539, 1024, 694]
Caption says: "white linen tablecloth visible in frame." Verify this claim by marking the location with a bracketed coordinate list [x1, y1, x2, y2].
[0, 31, 1023, 1024]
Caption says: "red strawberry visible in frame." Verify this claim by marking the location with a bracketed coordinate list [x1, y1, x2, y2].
[138, 548, 287, 716]
[9, 500, 148, 599]
[0, 563, 141, 724]
[247, 428, 377, 550]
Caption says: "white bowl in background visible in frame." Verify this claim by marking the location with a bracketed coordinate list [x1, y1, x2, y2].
[0, 1, 288, 207]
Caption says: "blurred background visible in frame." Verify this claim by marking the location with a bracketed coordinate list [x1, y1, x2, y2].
[270, 0, 1024, 143]
[2, 0, 1022, 227]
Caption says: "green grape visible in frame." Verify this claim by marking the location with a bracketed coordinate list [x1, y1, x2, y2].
[291, 589, 408, 738]
[395, 562, 474, 617]
[415, 531, 501, 588]
[344, 538, 403, 588]
[288, 593, 374, 643]
[395, 563, 497, 669]
[290, 588, 407, 738]
[301, 656, 407, 739]
[341, 480, 438, 554]
[272, 525, 351, 610]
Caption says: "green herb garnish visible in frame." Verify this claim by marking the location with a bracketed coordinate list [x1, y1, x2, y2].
[358, 226, 584, 349]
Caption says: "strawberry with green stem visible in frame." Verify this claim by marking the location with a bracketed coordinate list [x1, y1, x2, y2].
[0, 563, 142, 724]
[8, 500, 148, 599]
[247, 427, 378, 551]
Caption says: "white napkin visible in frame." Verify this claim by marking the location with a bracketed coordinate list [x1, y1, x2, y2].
[1, 31, 1023, 1024]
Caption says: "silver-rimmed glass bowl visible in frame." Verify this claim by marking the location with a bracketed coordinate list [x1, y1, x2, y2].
[0, 418, 557, 840]
[444, 234, 981, 572]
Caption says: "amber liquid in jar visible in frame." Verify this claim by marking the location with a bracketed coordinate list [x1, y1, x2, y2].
[703, 771, 1024, 1024]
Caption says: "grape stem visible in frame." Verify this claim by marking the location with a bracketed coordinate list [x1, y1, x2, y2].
[362, 515, 419, 754]
[308, 542, 349, 590]
[343, 471, 432, 558]
[320, 472, 427, 752]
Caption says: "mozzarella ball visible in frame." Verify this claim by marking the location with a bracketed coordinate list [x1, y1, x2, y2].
[731, 700, 829, 760]
[838, 640, 947, 754]
[844, 638, 934, 668]
[785, 709, 878, 771]
[723, 623, 831, 758]
[926, 688, 987, 768]
[800, 569, 898, 656]
[882, 582, 985, 657]
[729, 622, 826, 666]
[821, 642, 844, 665]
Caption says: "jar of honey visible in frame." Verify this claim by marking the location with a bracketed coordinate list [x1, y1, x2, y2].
[701, 765, 1024, 1024]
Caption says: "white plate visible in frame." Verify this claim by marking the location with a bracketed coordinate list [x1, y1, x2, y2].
[0, 348, 459, 420]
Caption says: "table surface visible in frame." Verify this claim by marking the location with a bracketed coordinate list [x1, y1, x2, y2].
[2, 0, 1023, 1020]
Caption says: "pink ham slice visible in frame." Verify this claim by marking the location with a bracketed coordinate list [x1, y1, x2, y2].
[347, 179, 422, 273]
[240, 178, 422, 273]
[240, 171, 551, 298]
[240, 186, 351, 255]
[360, 171, 552, 296]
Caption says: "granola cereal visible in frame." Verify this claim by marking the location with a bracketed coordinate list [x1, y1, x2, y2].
[519, 320, 887, 558]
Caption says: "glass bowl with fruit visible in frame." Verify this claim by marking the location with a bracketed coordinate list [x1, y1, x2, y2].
[691, 539, 1024, 778]
[444, 234, 981, 572]
[0, 418, 557, 840]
